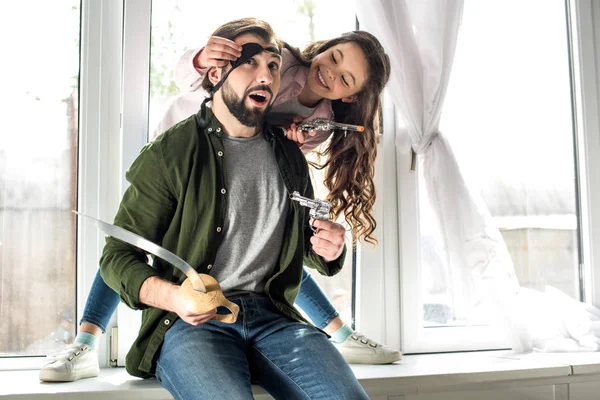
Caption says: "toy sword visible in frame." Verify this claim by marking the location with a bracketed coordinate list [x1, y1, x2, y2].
[74, 211, 207, 293]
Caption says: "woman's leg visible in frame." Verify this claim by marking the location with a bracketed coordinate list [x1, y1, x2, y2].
[79, 268, 121, 334]
[294, 268, 341, 331]
[295, 267, 402, 365]
[39, 269, 120, 382]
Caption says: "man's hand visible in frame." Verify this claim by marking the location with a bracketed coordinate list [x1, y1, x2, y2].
[169, 288, 217, 326]
[195, 36, 243, 69]
[285, 116, 318, 145]
[310, 219, 345, 262]
[139, 276, 216, 326]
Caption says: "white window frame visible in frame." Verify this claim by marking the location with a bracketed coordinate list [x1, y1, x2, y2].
[115, 0, 152, 367]
[357, 0, 600, 355]
[106, 0, 600, 362]
[569, 0, 600, 307]
[0, 0, 124, 370]
[77, 0, 125, 369]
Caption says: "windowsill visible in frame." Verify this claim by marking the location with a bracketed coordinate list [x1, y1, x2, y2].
[2, 351, 600, 399]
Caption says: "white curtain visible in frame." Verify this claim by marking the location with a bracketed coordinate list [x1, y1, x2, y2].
[357, 0, 600, 352]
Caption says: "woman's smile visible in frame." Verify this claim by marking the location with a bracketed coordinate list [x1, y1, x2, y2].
[315, 68, 330, 90]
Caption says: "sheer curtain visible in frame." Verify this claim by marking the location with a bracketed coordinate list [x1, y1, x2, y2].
[357, 0, 600, 352]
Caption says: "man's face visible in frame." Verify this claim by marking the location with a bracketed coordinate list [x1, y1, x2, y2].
[219, 33, 282, 127]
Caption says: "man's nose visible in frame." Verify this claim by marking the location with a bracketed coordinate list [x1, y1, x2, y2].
[257, 63, 273, 85]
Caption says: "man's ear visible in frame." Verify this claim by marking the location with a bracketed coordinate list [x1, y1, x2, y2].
[341, 95, 358, 103]
[207, 66, 224, 86]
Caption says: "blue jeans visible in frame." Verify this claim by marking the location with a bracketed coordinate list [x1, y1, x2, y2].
[155, 296, 368, 400]
[81, 268, 339, 333]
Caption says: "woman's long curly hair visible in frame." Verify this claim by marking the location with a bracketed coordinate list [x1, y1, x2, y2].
[285, 32, 390, 246]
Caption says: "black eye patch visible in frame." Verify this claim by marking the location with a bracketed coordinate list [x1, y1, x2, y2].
[230, 42, 281, 68]
[231, 43, 263, 68]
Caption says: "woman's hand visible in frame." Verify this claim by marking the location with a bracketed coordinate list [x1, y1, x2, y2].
[285, 116, 318, 145]
[195, 36, 243, 69]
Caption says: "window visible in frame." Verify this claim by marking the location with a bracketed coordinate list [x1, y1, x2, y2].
[0, 1, 81, 358]
[402, 0, 582, 352]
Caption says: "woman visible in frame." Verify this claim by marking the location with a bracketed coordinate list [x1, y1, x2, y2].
[40, 27, 396, 383]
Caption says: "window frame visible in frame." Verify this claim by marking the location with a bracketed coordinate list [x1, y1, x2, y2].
[569, 0, 600, 308]
[6, 0, 597, 370]
[115, 0, 152, 367]
[0, 0, 124, 370]
[76, 0, 125, 369]
[114, 0, 600, 358]
[358, 0, 600, 354]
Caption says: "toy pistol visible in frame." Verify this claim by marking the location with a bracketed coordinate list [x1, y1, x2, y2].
[297, 118, 364, 134]
[290, 191, 331, 231]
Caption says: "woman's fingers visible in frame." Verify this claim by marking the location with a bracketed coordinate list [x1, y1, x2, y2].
[202, 36, 243, 67]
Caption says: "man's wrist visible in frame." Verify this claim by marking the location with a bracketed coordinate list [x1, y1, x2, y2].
[139, 276, 178, 312]
[192, 49, 204, 70]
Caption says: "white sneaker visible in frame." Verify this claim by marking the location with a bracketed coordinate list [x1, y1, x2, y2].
[333, 332, 402, 364]
[39, 343, 100, 382]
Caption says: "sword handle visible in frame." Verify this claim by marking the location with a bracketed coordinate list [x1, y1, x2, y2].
[179, 274, 240, 324]
[189, 274, 207, 293]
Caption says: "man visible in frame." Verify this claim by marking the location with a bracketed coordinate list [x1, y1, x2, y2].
[100, 18, 369, 399]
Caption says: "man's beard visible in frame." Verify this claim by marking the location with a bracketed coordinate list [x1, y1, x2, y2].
[221, 81, 271, 127]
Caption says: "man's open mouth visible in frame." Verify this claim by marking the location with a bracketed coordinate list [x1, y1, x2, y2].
[247, 91, 270, 106]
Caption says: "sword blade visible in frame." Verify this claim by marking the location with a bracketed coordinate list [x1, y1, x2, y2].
[74, 211, 207, 293]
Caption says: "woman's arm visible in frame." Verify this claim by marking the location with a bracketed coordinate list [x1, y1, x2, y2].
[174, 37, 242, 92]
[174, 48, 206, 92]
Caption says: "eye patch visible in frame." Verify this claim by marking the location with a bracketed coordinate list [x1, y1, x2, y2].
[211, 42, 281, 94]
[231, 43, 271, 67]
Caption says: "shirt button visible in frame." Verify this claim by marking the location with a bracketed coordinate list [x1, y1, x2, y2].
[216, 128, 221, 132]
[164, 319, 170, 326]
[216, 227, 222, 233]
[220, 188, 226, 194]
[207, 264, 213, 270]
[217, 151, 223, 157]
[208, 128, 213, 132]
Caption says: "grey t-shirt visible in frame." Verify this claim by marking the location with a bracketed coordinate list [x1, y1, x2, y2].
[211, 131, 289, 296]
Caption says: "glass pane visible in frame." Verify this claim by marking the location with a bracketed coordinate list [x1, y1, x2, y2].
[149, 0, 357, 325]
[420, 0, 578, 327]
[0, 1, 80, 356]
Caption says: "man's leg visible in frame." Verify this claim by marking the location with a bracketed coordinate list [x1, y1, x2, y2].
[248, 297, 369, 400]
[156, 314, 254, 400]
[40, 269, 118, 381]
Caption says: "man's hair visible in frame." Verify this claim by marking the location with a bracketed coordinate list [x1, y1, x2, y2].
[201, 18, 280, 92]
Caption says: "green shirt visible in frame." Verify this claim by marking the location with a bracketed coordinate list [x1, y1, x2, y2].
[99, 107, 346, 378]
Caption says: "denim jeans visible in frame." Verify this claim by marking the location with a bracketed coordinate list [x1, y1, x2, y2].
[81, 267, 339, 332]
[155, 296, 368, 400]
[80, 269, 121, 333]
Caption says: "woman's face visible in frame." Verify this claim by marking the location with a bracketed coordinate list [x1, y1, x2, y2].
[306, 41, 369, 102]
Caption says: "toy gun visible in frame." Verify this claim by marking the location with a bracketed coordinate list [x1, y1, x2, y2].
[297, 118, 364, 134]
[290, 191, 331, 231]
